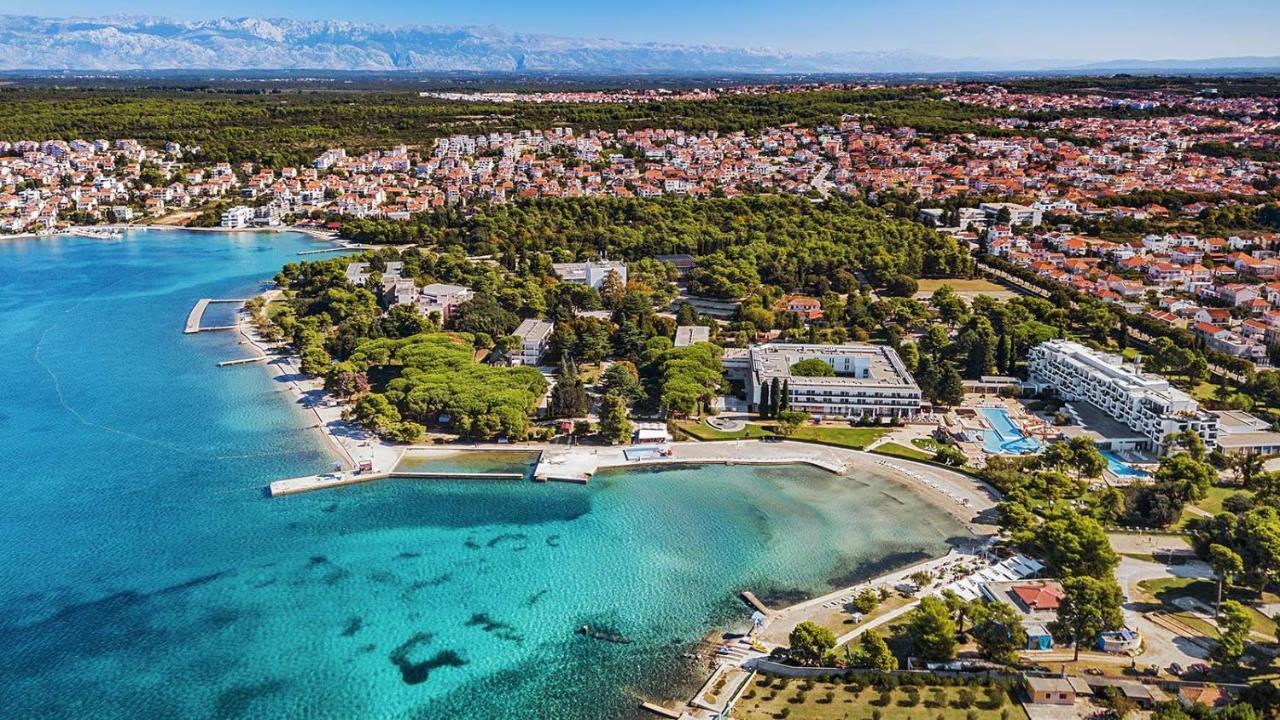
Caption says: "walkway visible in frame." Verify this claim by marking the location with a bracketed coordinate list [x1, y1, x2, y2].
[184, 298, 249, 333]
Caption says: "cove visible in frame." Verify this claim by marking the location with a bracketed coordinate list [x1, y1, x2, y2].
[0, 230, 968, 719]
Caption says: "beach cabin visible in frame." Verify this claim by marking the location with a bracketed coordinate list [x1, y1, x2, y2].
[1025, 676, 1075, 706]
[1024, 622, 1054, 651]
[1095, 628, 1141, 654]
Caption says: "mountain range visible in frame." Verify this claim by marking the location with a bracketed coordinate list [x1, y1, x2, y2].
[0, 15, 1276, 74]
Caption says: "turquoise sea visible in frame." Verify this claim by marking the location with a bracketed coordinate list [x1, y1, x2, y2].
[0, 230, 970, 719]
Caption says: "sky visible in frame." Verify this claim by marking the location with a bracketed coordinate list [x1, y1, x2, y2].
[0, 0, 1276, 61]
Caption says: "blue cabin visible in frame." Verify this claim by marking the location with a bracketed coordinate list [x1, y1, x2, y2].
[1025, 622, 1053, 651]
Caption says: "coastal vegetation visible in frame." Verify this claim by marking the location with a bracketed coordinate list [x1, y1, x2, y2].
[339, 195, 974, 298]
[347, 333, 548, 440]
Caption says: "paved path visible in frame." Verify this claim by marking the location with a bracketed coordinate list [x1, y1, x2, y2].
[1115, 556, 1214, 666]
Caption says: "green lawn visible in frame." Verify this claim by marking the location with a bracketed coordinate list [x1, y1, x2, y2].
[786, 426, 891, 450]
[914, 278, 1014, 296]
[1196, 486, 1249, 515]
[1138, 577, 1278, 637]
[911, 435, 942, 450]
[732, 681, 1027, 720]
[873, 442, 935, 462]
[1174, 486, 1251, 529]
[676, 420, 776, 442]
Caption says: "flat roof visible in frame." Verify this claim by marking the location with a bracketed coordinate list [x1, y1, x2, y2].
[674, 325, 710, 346]
[1035, 340, 1195, 407]
[513, 318, 554, 342]
[1066, 401, 1149, 442]
[1213, 409, 1271, 434]
[1217, 431, 1280, 450]
[750, 343, 919, 390]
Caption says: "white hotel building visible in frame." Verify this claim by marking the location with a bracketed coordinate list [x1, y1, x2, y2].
[1027, 340, 1218, 452]
[748, 343, 923, 419]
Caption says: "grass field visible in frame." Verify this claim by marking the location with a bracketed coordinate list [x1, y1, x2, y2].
[732, 680, 1027, 720]
[675, 420, 776, 441]
[914, 278, 1015, 296]
[873, 442, 935, 462]
[787, 426, 891, 450]
[1174, 486, 1251, 528]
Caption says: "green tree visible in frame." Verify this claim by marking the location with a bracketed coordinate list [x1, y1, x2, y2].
[550, 358, 591, 418]
[448, 293, 520, 337]
[1035, 511, 1118, 579]
[1067, 437, 1107, 480]
[969, 600, 1028, 664]
[599, 361, 644, 402]
[349, 393, 401, 433]
[790, 358, 835, 377]
[853, 631, 898, 671]
[906, 596, 958, 661]
[758, 379, 774, 419]
[597, 393, 634, 445]
[1215, 599, 1252, 665]
[789, 621, 836, 667]
[1209, 543, 1244, 616]
[774, 410, 808, 437]
[1155, 454, 1217, 504]
[933, 364, 965, 407]
[1051, 576, 1125, 661]
[382, 303, 429, 338]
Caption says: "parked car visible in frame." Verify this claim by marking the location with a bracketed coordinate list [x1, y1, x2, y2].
[1189, 663, 1212, 676]
[1168, 663, 1184, 677]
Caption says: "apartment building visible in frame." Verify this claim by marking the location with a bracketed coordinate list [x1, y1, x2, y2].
[511, 319, 554, 366]
[748, 343, 922, 419]
[219, 205, 254, 228]
[1027, 340, 1218, 452]
[416, 283, 474, 321]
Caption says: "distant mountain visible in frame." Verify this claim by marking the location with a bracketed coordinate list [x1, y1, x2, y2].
[1075, 56, 1280, 71]
[0, 15, 1272, 75]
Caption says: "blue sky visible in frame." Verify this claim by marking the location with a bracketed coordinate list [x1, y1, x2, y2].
[1, 0, 1276, 60]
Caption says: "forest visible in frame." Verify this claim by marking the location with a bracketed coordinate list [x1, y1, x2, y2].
[0, 84, 1077, 166]
[338, 195, 974, 298]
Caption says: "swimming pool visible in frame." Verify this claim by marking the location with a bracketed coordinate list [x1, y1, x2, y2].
[979, 407, 1042, 454]
[1102, 450, 1149, 478]
[624, 446, 668, 461]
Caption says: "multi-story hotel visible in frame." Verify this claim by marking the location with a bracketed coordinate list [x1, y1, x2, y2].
[748, 343, 923, 419]
[1027, 340, 1218, 452]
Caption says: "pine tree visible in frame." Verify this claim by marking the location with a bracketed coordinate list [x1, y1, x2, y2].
[759, 380, 773, 419]
[770, 378, 783, 419]
[780, 379, 790, 410]
[996, 332, 1012, 375]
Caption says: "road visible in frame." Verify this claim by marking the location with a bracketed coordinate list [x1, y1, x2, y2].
[1115, 555, 1215, 667]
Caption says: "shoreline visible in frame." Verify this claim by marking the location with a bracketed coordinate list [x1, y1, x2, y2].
[1, 222, 346, 245]
[233, 290, 405, 473]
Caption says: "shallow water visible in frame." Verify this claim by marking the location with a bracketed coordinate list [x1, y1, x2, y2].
[0, 230, 969, 719]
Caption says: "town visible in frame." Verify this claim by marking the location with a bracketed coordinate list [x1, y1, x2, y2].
[7, 76, 1280, 720]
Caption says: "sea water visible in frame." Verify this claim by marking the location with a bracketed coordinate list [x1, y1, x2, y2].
[0, 230, 969, 719]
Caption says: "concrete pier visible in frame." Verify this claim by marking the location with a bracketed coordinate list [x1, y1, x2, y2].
[296, 247, 349, 256]
[217, 356, 268, 367]
[638, 702, 683, 719]
[740, 591, 770, 615]
[185, 298, 249, 334]
[270, 471, 390, 497]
